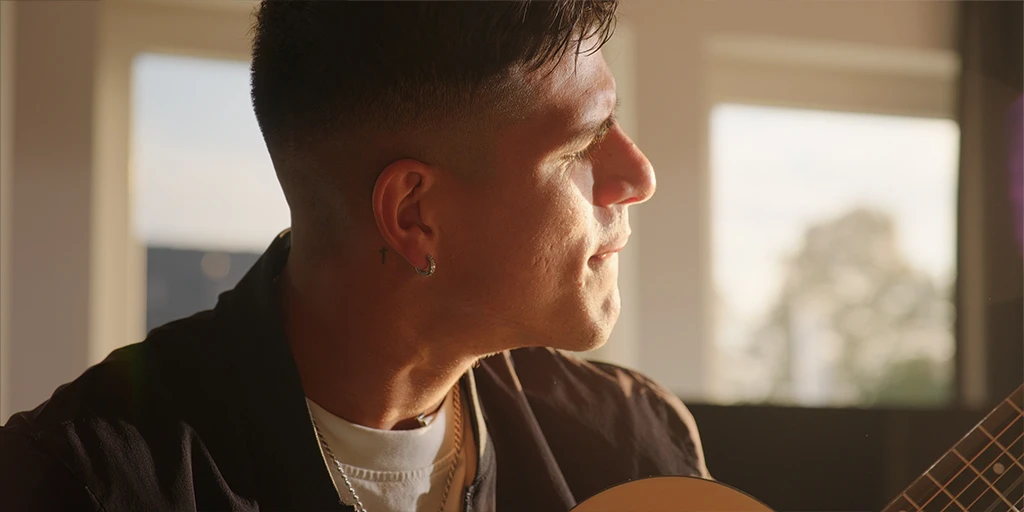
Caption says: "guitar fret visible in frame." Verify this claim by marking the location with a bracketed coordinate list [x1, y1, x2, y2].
[971, 431, 1023, 511]
[982, 432, 1024, 495]
[881, 385, 1024, 512]
[922, 409, 1017, 507]
[979, 425, 1024, 472]
[981, 401, 1022, 448]
[962, 427, 993, 460]
[945, 447, 986, 499]
[902, 492, 924, 512]
[951, 448, 1020, 511]
[1001, 426, 1024, 453]
[971, 474, 1022, 512]
[989, 453, 1024, 506]
[1002, 470, 1024, 507]
[908, 469, 941, 504]
[1008, 387, 1024, 411]
[1008, 398, 1023, 415]
[976, 436, 1012, 479]
[905, 453, 962, 511]
[924, 472, 964, 511]
[996, 418, 1024, 464]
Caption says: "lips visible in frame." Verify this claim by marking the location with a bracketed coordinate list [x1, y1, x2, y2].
[592, 246, 624, 259]
[592, 235, 630, 260]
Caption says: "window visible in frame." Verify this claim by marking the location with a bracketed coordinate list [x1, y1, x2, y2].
[131, 53, 289, 332]
[709, 104, 960, 407]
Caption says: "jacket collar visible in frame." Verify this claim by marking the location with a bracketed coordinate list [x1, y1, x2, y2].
[214, 229, 494, 511]
[215, 229, 345, 510]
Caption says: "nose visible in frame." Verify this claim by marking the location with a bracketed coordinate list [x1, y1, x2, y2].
[590, 126, 656, 207]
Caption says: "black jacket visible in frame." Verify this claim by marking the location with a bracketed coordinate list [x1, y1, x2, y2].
[1, 232, 708, 512]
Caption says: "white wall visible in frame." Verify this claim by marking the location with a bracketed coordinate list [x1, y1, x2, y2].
[0, 0, 15, 422]
[6, 1, 101, 419]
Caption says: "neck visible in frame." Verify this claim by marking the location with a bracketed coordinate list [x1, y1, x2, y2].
[279, 249, 476, 431]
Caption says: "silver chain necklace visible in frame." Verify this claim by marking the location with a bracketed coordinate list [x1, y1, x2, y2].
[310, 387, 464, 512]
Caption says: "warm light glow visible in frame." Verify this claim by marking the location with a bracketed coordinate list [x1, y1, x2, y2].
[710, 104, 960, 406]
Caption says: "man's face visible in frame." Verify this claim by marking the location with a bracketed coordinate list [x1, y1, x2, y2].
[434, 48, 655, 353]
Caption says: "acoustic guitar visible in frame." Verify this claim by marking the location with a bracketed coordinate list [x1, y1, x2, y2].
[572, 384, 1024, 512]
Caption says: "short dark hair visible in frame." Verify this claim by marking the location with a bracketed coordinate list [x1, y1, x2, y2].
[250, 0, 618, 157]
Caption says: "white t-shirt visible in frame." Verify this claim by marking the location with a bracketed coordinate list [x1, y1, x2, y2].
[307, 389, 473, 512]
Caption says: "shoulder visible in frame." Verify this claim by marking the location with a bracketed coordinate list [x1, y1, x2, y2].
[479, 347, 710, 478]
[1, 311, 226, 510]
[3, 310, 220, 435]
[0, 424, 104, 511]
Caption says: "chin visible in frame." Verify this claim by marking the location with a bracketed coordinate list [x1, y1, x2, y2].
[545, 330, 610, 353]
[547, 297, 620, 353]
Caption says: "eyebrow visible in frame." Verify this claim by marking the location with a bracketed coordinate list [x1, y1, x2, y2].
[566, 97, 621, 149]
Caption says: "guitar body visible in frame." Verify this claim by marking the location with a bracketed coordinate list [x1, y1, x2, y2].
[571, 476, 775, 512]
[571, 385, 1023, 512]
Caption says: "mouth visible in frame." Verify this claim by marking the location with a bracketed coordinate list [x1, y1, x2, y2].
[590, 247, 624, 262]
[590, 236, 629, 263]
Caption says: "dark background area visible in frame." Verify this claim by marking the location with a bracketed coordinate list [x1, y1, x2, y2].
[688, 403, 987, 511]
[690, 2, 1023, 509]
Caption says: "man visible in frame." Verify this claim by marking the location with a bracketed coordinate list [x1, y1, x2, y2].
[1, 1, 709, 511]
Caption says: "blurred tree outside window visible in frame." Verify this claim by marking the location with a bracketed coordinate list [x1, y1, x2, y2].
[710, 104, 960, 407]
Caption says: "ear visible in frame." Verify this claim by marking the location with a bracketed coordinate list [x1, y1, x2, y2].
[371, 159, 437, 271]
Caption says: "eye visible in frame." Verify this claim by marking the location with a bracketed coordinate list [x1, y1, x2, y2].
[565, 146, 593, 162]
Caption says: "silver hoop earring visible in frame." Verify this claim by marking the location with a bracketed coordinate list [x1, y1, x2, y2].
[415, 254, 435, 277]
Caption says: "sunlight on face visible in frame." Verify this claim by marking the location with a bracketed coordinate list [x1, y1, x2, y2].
[434, 47, 655, 354]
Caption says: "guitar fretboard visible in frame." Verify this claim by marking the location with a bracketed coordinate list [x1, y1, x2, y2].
[883, 385, 1024, 512]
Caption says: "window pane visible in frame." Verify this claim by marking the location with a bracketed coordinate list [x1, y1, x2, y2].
[710, 104, 959, 407]
[132, 53, 289, 332]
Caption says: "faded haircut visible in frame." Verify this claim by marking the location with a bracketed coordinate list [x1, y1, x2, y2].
[249, 0, 618, 236]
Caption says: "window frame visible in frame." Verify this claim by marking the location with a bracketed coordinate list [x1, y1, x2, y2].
[92, 0, 256, 362]
[700, 33, 977, 407]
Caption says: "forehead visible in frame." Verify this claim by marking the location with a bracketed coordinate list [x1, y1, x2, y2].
[490, 49, 617, 157]
[531, 49, 617, 135]
[544, 49, 616, 113]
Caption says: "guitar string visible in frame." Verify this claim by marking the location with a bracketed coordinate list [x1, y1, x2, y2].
[927, 472, 970, 511]
[937, 425, 1022, 512]
[978, 424, 1024, 472]
[899, 445, 1007, 512]
[885, 388, 1024, 512]
[1007, 397, 1023, 415]
[915, 400, 1022, 511]
[894, 413, 1021, 512]
[919, 401, 1022, 509]
[959, 431, 1024, 512]
[895, 434, 1022, 512]
[943, 424, 1024, 512]
[946, 455, 1022, 512]
[937, 423, 1024, 512]
[983, 473, 1023, 512]
[897, 491, 924, 512]
[921, 405, 1021, 512]
[979, 472, 1023, 512]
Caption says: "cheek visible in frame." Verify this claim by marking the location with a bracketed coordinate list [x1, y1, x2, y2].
[569, 164, 595, 204]
[527, 190, 592, 284]
[460, 167, 593, 293]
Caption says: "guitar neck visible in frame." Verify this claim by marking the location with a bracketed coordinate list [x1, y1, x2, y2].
[883, 385, 1023, 512]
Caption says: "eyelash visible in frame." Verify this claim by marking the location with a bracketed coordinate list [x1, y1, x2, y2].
[567, 117, 616, 163]
[565, 146, 593, 162]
